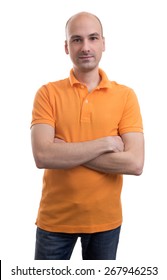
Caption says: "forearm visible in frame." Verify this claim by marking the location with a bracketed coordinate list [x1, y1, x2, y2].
[84, 151, 144, 176]
[34, 138, 111, 169]
[31, 124, 124, 170]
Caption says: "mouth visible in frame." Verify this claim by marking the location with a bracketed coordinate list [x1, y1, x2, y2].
[78, 55, 94, 60]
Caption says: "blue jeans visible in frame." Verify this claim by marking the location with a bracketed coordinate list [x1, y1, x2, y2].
[35, 226, 121, 260]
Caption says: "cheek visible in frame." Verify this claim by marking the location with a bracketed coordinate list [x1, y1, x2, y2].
[68, 51, 77, 64]
[69, 48, 78, 59]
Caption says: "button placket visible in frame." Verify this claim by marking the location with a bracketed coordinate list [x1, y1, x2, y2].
[81, 97, 92, 122]
[73, 85, 93, 123]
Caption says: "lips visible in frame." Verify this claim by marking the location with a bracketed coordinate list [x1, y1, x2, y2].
[78, 55, 94, 59]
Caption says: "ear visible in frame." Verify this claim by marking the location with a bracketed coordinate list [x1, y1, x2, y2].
[64, 40, 69, 54]
[102, 37, 105, 52]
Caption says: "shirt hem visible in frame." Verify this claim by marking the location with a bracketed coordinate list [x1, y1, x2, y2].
[35, 220, 122, 234]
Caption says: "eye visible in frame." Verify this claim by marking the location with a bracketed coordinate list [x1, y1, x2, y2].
[90, 36, 99, 41]
[71, 37, 82, 43]
[73, 38, 81, 42]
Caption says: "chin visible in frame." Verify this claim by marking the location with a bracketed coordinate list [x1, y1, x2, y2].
[79, 63, 98, 72]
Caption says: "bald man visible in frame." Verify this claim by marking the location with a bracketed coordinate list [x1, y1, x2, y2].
[31, 12, 144, 260]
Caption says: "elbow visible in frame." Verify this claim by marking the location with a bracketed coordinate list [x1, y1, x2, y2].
[132, 161, 144, 176]
[35, 160, 45, 169]
[33, 152, 46, 169]
[134, 166, 143, 176]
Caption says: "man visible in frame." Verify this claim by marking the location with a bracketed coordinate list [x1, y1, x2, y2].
[31, 11, 144, 260]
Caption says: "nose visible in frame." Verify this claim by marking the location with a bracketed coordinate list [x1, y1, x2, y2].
[80, 39, 90, 52]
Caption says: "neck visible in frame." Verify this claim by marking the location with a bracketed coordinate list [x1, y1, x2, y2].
[73, 68, 101, 92]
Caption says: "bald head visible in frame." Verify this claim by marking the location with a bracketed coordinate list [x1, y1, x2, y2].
[65, 12, 104, 39]
[64, 11, 105, 73]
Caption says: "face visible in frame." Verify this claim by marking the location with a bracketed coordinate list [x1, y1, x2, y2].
[65, 13, 105, 73]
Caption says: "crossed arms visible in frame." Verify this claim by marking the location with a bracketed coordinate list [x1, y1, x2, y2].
[31, 124, 144, 175]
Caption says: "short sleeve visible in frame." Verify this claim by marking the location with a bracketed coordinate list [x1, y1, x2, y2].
[31, 85, 56, 128]
[118, 89, 143, 135]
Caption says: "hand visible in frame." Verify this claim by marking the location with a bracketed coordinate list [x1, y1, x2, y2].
[105, 136, 124, 153]
[54, 137, 66, 143]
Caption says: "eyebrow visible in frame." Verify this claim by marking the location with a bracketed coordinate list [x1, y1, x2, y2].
[70, 33, 101, 40]
[89, 32, 100, 37]
[70, 35, 82, 40]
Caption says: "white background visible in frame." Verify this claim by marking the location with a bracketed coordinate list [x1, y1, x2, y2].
[0, 0, 167, 276]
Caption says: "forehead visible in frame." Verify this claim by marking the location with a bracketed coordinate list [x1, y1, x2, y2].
[66, 14, 102, 38]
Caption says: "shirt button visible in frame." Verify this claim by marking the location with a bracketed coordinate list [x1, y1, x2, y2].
[85, 99, 88, 103]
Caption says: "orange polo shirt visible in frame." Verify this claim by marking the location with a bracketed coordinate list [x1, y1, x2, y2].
[31, 69, 143, 233]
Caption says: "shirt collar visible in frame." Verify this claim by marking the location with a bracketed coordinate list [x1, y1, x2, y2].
[69, 68, 113, 89]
